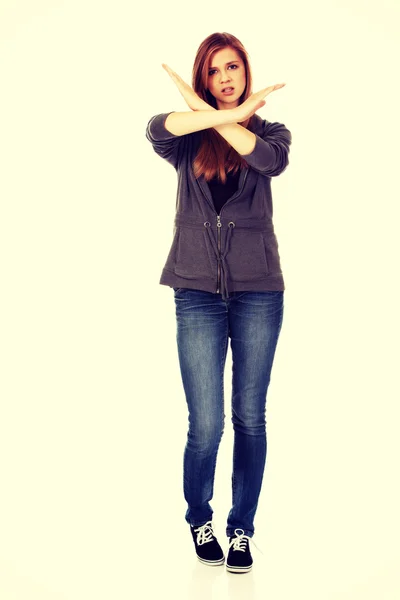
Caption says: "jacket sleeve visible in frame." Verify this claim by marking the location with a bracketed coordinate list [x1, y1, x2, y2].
[240, 120, 292, 177]
[145, 111, 185, 170]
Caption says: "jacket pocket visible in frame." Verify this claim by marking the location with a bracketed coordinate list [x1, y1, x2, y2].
[163, 227, 180, 271]
[173, 226, 215, 280]
[263, 231, 283, 275]
[226, 230, 269, 281]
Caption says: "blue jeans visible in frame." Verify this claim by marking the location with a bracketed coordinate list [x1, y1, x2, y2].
[173, 287, 284, 538]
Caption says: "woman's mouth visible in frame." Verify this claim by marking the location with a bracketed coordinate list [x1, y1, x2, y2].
[221, 87, 235, 95]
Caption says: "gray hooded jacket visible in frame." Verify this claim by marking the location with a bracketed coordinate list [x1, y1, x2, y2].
[145, 111, 292, 300]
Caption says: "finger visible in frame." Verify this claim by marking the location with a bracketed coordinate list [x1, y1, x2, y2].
[259, 83, 285, 95]
[162, 66, 182, 88]
[250, 86, 274, 101]
[162, 64, 179, 80]
[162, 64, 182, 80]
[261, 85, 276, 93]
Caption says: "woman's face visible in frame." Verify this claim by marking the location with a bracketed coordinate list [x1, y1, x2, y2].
[206, 47, 246, 110]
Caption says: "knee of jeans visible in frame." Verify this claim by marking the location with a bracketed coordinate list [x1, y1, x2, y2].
[231, 414, 266, 436]
[188, 417, 224, 452]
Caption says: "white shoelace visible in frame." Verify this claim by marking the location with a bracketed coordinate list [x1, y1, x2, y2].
[193, 521, 216, 545]
[193, 523, 265, 555]
[228, 528, 264, 555]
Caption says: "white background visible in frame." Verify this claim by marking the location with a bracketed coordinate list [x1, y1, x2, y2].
[1, 1, 399, 598]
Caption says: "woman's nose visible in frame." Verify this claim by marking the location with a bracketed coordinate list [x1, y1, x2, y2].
[220, 72, 231, 82]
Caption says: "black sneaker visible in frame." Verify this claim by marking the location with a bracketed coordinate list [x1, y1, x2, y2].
[226, 528, 253, 573]
[190, 521, 225, 566]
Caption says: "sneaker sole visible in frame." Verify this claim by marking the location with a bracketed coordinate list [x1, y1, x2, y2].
[226, 564, 253, 573]
[197, 556, 225, 566]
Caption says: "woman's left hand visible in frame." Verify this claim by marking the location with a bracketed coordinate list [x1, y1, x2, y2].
[162, 63, 213, 112]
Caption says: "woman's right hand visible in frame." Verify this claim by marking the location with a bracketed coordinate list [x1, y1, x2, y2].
[233, 83, 286, 122]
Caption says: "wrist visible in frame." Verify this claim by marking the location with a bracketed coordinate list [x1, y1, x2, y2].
[212, 109, 240, 132]
[227, 107, 239, 124]
[200, 104, 238, 124]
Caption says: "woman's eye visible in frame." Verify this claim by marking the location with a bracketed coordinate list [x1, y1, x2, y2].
[208, 65, 238, 76]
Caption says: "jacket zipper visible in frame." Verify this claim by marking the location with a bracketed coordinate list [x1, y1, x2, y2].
[220, 168, 249, 216]
[198, 168, 249, 294]
[216, 214, 222, 293]
[215, 169, 249, 293]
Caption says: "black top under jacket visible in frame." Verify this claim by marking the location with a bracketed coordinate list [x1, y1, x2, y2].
[207, 168, 241, 215]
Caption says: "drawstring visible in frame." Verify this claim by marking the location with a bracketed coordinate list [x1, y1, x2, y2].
[204, 220, 235, 301]
[174, 213, 274, 301]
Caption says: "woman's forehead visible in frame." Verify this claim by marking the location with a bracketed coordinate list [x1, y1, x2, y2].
[209, 48, 241, 67]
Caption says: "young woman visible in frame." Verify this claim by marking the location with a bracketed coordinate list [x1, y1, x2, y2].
[145, 32, 291, 574]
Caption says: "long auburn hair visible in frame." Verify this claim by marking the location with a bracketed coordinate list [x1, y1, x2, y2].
[191, 32, 255, 183]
